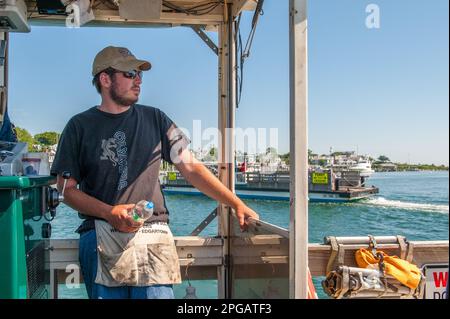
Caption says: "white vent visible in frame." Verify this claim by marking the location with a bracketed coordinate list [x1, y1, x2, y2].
[0, 0, 30, 33]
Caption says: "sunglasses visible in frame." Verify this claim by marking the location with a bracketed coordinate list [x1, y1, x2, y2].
[121, 69, 143, 79]
[102, 68, 143, 80]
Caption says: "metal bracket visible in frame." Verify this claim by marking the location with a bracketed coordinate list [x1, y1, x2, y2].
[190, 208, 218, 236]
[325, 236, 346, 274]
[190, 26, 218, 56]
[396, 235, 407, 260]
[406, 242, 415, 262]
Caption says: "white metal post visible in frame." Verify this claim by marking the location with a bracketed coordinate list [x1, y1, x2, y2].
[289, 0, 308, 299]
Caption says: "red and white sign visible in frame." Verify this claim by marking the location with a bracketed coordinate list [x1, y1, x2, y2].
[422, 264, 448, 299]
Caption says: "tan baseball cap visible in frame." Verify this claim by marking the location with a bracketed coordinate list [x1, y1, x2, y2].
[92, 46, 152, 76]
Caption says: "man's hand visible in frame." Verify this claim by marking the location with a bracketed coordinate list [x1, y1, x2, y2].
[235, 204, 259, 231]
[106, 204, 143, 233]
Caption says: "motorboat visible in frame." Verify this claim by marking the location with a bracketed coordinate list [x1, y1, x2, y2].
[349, 159, 375, 177]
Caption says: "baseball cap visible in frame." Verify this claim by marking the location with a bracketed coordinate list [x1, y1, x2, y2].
[92, 46, 152, 76]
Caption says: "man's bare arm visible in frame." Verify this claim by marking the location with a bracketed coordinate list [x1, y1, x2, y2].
[173, 149, 259, 229]
[56, 175, 142, 233]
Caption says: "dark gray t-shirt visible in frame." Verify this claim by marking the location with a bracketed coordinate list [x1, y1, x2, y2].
[50, 104, 190, 227]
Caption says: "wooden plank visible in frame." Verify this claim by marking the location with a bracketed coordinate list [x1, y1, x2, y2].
[179, 257, 223, 266]
[174, 236, 223, 246]
[232, 0, 257, 18]
[25, 1, 224, 26]
[25, 0, 258, 27]
[233, 234, 288, 245]
[177, 246, 223, 259]
[409, 241, 449, 267]
[47, 239, 449, 277]
[25, 0, 226, 11]
[289, 0, 308, 299]
[217, 22, 229, 299]
[234, 256, 288, 265]
[50, 237, 222, 248]
[28, 11, 224, 27]
[54, 265, 219, 284]
[50, 239, 79, 248]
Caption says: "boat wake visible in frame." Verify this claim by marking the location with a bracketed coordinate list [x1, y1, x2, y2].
[363, 197, 449, 214]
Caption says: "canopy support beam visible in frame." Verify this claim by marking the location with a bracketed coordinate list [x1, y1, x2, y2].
[289, 0, 308, 299]
[190, 26, 219, 56]
[217, 2, 237, 299]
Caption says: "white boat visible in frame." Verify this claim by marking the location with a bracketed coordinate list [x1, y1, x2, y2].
[349, 159, 375, 177]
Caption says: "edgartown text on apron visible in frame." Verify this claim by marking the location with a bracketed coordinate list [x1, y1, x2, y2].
[94, 220, 182, 287]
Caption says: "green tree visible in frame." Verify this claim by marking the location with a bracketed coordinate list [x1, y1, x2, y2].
[280, 152, 290, 165]
[318, 159, 328, 167]
[34, 131, 59, 146]
[15, 127, 36, 151]
[378, 155, 390, 162]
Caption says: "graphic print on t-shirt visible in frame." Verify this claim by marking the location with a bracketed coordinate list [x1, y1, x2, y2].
[100, 138, 118, 166]
[100, 131, 129, 191]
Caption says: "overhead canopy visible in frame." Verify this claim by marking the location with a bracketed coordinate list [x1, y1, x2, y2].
[25, 0, 258, 29]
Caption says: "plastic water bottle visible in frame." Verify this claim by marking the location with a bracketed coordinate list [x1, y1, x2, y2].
[130, 200, 154, 222]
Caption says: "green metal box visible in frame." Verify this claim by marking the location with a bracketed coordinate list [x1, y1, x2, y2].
[0, 176, 56, 299]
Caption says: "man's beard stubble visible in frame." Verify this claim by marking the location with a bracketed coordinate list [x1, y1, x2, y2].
[109, 79, 139, 107]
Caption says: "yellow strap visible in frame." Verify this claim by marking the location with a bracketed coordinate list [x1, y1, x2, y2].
[355, 248, 422, 290]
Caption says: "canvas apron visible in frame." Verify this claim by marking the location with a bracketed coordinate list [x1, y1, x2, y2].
[94, 220, 181, 287]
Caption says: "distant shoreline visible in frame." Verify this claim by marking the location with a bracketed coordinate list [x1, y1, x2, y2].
[373, 163, 448, 172]
[374, 168, 449, 172]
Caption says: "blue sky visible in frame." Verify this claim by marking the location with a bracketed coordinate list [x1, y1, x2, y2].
[8, 0, 449, 165]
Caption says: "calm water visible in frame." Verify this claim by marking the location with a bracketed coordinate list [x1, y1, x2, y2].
[52, 171, 449, 298]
